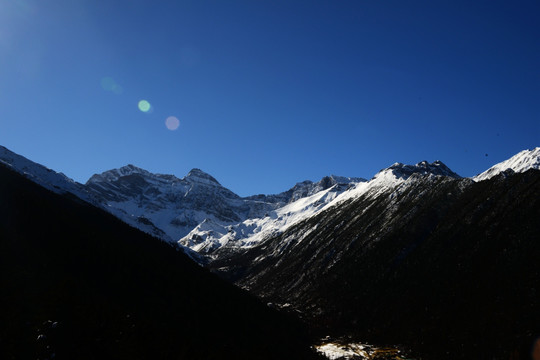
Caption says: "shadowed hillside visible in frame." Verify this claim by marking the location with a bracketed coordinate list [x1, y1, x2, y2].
[0, 164, 321, 360]
[211, 171, 540, 359]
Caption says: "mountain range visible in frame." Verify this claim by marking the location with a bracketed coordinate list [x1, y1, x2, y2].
[212, 161, 540, 359]
[0, 149, 321, 360]
[1, 144, 539, 359]
[2, 145, 538, 258]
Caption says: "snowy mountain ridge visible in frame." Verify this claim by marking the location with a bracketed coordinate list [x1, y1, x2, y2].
[315, 159, 463, 211]
[88, 164, 155, 183]
[1, 144, 538, 259]
[85, 165, 367, 255]
[0, 145, 93, 203]
[85, 165, 249, 243]
[179, 182, 355, 255]
[383, 160, 461, 180]
[473, 147, 540, 182]
[179, 160, 466, 256]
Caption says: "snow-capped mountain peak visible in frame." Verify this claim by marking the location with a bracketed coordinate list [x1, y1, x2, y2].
[352, 159, 461, 195]
[285, 175, 366, 202]
[183, 168, 221, 186]
[179, 159, 464, 256]
[84, 165, 249, 242]
[86, 164, 153, 184]
[473, 147, 540, 182]
[379, 160, 461, 181]
[328, 174, 366, 184]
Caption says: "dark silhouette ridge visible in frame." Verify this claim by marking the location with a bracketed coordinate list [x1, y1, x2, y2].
[211, 171, 540, 359]
[0, 163, 322, 360]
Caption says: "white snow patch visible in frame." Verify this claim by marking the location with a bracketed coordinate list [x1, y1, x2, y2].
[315, 340, 409, 360]
[473, 147, 540, 182]
[179, 185, 349, 253]
[0, 145, 94, 203]
[315, 342, 369, 359]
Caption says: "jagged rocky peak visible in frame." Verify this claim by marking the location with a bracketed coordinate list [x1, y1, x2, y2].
[377, 160, 461, 181]
[183, 168, 221, 186]
[328, 174, 367, 185]
[87, 164, 152, 184]
[415, 160, 460, 177]
[474, 147, 540, 182]
[281, 174, 365, 203]
[306, 174, 365, 193]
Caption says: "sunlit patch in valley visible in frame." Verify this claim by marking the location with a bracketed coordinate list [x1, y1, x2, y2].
[165, 116, 180, 130]
[138, 99, 151, 113]
[315, 339, 413, 360]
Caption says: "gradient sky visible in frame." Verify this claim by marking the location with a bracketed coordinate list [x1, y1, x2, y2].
[1, 0, 538, 196]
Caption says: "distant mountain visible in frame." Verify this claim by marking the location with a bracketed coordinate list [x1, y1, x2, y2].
[178, 161, 459, 259]
[179, 175, 365, 256]
[0, 161, 321, 360]
[4, 145, 539, 257]
[5, 144, 538, 266]
[85, 164, 365, 254]
[0, 146, 180, 244]
[86, 165, 252, 242]
[378, 159, 462, 180]
[473, 147, 540, 181]
[0, 145, 365, 257]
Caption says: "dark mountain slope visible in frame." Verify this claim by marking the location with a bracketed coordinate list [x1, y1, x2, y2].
[0, 164, 321, 360]
[211, 171, 540, 359]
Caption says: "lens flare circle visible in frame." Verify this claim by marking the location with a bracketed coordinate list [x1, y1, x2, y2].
[138, 100, 151, 112]
[165, 116, 180, 131]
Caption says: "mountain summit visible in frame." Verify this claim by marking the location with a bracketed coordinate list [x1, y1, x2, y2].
[184, 168, 221, 185]
[85, 165, 246, 242]
[86, 164, 153, 183]
[474, 147, 540, 181]
[377, 160, 461, 180]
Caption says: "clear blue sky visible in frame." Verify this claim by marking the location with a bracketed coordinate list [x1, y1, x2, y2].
[1, 0, 538, 196]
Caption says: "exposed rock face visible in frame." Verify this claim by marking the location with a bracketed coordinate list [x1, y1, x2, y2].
[382, 159, 461, 180]
[179, 175, 366, 256]
[86, 166, 255, 241]
[86, 165, 365, 249]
